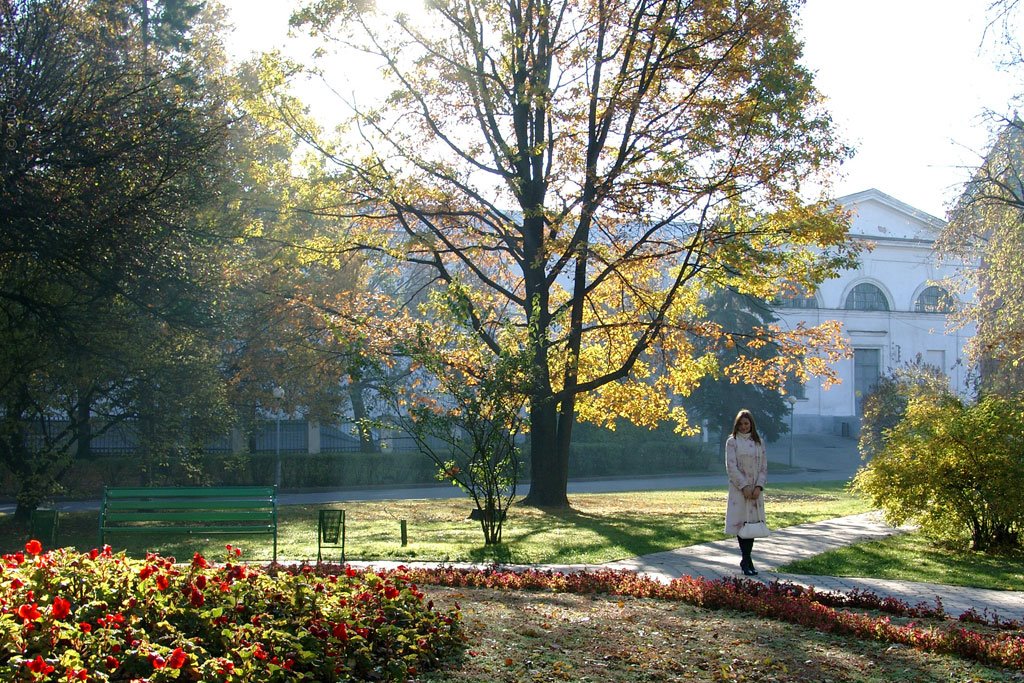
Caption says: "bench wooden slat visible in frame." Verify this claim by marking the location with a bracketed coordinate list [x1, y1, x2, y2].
[98, 526, 275, 534]
[104, 486, 275, 499]
[100, 486, 278, 561]
[104, 511, 275, 523]
[104, 500, 275, 511]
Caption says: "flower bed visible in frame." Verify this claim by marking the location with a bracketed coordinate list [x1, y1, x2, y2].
[5, 542, 1022, 680]
[368, 565, 1023, 671]
[1, 542, 463, 681]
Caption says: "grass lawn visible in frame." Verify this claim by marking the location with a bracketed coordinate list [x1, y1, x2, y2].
[418, 586, 1023, 682]
[2, 482, 868, 564]
[780, 531, 1024, 592]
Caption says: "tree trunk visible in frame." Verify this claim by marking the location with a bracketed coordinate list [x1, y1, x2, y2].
[349, 381, 379, 453]
[74, 393, 92, 460]
[13, 500, 34, 527]
[522, 397, 570, 507]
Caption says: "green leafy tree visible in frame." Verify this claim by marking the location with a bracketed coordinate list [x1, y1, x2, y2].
[940, 118, 1024, 395]
[0, 0, 235, 522]
[384, 327, 528, 545]
[854, 391, 1024, 551]
[858, 358, 952, 462]
[939, 1, 1023, 394]
[683, 289, 790, 455]
[291, 0, 856, 507]
[215, 54, 431, 456]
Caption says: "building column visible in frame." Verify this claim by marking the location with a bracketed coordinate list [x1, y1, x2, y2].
[307, 421, 320, 454]
[230, 427, 245, 455]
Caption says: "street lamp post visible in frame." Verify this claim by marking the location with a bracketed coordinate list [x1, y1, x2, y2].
[272, 386, 285, 489]
[786, 395, 798, 468]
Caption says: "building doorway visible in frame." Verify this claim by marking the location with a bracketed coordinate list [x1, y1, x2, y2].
[854, 348, 881, 415]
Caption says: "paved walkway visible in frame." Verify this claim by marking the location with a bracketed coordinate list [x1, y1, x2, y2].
[347, 511, 1024, 622]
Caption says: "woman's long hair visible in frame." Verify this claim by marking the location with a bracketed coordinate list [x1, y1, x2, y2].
[731, 409, 762, 445]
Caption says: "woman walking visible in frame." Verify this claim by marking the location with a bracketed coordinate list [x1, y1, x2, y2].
[724, 409, 768, 576]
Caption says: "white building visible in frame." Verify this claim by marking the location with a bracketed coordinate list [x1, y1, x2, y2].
[773, 189, 975, 435]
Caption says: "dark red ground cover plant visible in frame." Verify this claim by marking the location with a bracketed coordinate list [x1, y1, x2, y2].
[347, 564, 1023, 671]
[0, 542, 463, 681]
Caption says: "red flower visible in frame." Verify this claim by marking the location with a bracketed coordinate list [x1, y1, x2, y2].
[156, 574, 170, 591]
[332, 622, 349, 641]
[252, 644, 268, 660]
[50, 596, 71, 620]
[24, 539, 42, 555]
[65, 667, 88, 680]
[79, 622, 92, 633]
[189, 588, 204, 607]
[192, 552, 208, 568]
[26, 656, 54, 674]
[383, 586, 400, 600]
[17, 603, 41, 622]
[149, 654, 166, 670]
[195, 574, 207, 590]
[104, 656, 119, 670]
[167, 648, 188, 670]
[138, 565, 157, 580]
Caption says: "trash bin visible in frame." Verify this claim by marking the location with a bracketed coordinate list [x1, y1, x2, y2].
[317, 509, 345, 564]
[30, 508, 59, 548]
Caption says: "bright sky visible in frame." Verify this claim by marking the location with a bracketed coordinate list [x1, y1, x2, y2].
[219, 0, 1021, 219]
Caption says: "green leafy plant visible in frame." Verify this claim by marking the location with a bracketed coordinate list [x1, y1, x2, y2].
[854, 392, 1024, 551]
[387, 326, 528, 546]
[0, 541, 463, 681]
[858, 358, 950, 461]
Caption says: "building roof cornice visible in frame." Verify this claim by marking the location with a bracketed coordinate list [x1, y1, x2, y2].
[834, 188, 947, 232]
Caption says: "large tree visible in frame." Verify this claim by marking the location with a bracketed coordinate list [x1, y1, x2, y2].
[292, 0, 855, 506]
[938, 0, 1023, 393]
[0, 0, 235, 520]
[214, 55, 426, 451]
[940, 118, 1024, 394]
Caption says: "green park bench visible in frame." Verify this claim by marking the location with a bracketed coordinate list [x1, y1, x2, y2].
[99, 486, 278, 562]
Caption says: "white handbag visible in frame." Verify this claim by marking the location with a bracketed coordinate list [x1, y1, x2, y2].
[738, 520, 770, 539]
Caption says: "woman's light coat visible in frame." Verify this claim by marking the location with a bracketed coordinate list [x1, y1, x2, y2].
[724, 433, 767, 535]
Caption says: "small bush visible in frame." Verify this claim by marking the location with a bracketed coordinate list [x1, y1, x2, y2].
[854, 392, 1024, 551]
[859, 360, 950, 460]
[0, 542, 463, 681]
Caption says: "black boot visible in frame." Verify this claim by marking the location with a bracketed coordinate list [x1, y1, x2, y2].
[737, 537, 757, 575]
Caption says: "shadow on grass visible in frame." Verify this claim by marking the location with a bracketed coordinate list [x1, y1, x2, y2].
[459, 504, 723, 565]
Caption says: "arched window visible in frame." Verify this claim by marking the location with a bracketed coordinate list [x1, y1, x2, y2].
[773, 285, 818, 309]
[845, 283, 889, 311]
[775, 291, 819, 309]
[915, 286, 955, 313]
